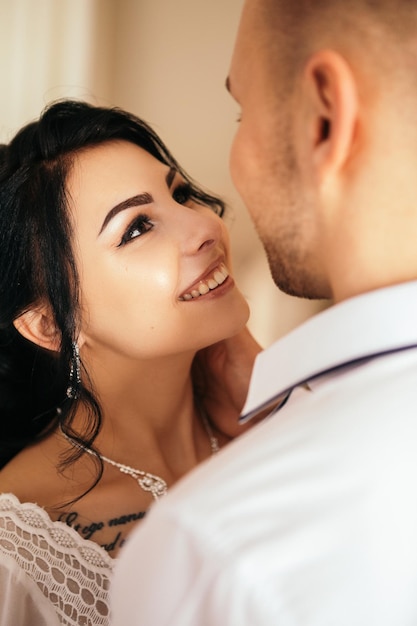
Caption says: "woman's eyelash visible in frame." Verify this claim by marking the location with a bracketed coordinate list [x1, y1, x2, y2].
[172, 183, 193, 204]
[117, 214, 153, 247]
[117, 183, 193, 247]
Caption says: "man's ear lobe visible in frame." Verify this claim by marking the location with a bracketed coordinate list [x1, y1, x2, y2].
[13, 303, 61, 352]
[303, 49, 358, 182]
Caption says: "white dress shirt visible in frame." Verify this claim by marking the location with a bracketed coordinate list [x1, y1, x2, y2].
[111, 281, 417, 626]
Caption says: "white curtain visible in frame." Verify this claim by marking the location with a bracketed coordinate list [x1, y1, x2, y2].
[0, 0, 114, 139]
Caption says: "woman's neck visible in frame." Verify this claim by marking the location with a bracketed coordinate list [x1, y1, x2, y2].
[71, 349, 210, 480]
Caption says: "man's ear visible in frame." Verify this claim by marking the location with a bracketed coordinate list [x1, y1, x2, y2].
[301, 49, 358, 183]
[13, 303, 61, 352]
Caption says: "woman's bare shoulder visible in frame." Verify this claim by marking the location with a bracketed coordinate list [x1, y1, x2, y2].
[0, 432, 72, 506]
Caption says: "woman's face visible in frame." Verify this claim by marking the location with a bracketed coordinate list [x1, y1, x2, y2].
[67, 140, 249, 360]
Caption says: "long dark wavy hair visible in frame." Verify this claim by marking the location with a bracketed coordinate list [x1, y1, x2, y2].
[0, 99, 225, 485]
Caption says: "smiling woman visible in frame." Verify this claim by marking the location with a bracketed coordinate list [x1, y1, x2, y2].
[0, 99, 256, 626]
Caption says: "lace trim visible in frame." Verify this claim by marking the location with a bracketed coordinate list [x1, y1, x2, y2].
[0, 493, 114, 626]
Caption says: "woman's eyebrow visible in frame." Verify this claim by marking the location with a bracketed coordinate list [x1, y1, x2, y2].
[165, 166, 176, 189]
[98, 167, 177, 236]
[98, 193, 153, 236]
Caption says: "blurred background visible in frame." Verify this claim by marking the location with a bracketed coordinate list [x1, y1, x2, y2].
[0, 0, 326, 348]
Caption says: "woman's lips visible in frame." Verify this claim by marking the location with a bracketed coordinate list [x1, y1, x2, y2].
[179, 263, 229, 301]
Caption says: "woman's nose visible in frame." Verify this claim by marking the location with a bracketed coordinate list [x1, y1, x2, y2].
[176, 206, 223, 256]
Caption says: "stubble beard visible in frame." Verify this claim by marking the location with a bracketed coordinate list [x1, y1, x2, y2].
[254, 190, 328, 300]
[264, 237, 322, 299]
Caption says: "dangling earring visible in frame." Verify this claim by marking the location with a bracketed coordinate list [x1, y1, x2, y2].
[66, 342, 81, 399]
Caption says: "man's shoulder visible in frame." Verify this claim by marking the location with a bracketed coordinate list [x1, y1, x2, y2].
[242, 280, 417, 420]
[114, 354, 417, 625]
[156, 347, 417, 534]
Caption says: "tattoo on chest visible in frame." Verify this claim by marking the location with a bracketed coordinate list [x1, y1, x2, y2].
[58, 509, 146, 552]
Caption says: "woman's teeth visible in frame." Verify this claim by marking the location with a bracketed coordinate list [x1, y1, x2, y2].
[180, 264, 229, 301]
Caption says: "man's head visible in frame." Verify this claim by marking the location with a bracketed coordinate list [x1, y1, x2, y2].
[228, 0, 417, 301]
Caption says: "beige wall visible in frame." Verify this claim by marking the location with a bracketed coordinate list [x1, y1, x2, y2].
[0, 0, 326, 348]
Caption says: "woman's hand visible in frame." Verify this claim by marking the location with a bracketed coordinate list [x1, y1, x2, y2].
[193, 327, 262, 438]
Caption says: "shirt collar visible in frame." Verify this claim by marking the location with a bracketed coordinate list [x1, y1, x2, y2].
[240, 280, 417, 422]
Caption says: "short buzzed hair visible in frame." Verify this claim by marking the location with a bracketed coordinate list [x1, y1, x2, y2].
[256, 0, 417, 93]
[261, 0, 417, 37]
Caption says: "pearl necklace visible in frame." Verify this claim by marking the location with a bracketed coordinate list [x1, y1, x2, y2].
[60, 412, 219, 501]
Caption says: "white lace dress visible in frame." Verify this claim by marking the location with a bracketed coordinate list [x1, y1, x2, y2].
[0, 493, 114, 626]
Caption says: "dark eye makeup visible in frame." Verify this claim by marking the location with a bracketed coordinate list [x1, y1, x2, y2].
[172, 183, 193, 205]
[117, 181, 196, 247]
[117, 214, 153, 247]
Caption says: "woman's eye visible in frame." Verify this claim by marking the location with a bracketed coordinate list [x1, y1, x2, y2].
[173, 184, 193, 205]
[118, 214, 153, 247]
